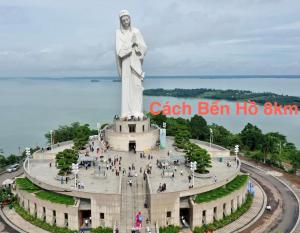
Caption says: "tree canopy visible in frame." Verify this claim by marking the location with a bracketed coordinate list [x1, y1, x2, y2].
[45, 122, 97, 150]
[55, 149, 78, 176]
[189, 115, 210, 140]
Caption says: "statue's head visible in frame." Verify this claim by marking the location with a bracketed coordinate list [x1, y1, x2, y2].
[119, 10, 131, 30]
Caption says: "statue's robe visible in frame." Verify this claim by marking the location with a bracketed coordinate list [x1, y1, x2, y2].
[116, 27, 147, 118]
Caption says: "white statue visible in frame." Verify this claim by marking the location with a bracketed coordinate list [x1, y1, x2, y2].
[115, 10, 147, 119]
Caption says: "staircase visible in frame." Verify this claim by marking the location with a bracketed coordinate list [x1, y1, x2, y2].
[120, 175, 153, 233]
[120, 177, 134, 233]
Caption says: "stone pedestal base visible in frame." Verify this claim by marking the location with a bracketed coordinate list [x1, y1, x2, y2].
[104, 118, 160, 152]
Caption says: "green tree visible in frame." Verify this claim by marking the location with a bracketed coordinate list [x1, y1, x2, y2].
[252, 151, 264, 162]
[45, 122, 96, 147]
[0, 155, 7, 167]
[240, 123, 263, 151]
[166, 117, 189, 136]
[148, 112, 167, 128]
[174, 130, 191, 149]
[55, 149, 78, 176]
[184, 142, 211, 174]
[0, 188, 13, 203]
[209, 123, 236, 148]
[73, 124, 91, 150]
[191, 147, 211, 174]
[6, 154, 20, 164]
[189, 115, 209, 140]
[289, 150, 300, 172]
[261, 133, 280, 163]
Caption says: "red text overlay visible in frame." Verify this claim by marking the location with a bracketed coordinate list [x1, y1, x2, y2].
[149, 101, 299, 116]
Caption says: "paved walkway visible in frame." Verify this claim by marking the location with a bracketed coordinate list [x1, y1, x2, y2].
[1, 206, 50, 233]
[0, 210, 19, 233]
[215, 179, 266, 233]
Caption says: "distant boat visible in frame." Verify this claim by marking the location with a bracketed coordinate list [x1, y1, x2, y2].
[90, 79, 100, 83]
[112, 79, 121, 82]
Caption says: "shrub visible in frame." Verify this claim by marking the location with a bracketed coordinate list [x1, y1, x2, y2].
[91, 226, 113, 233]
[159, 225, 180, 233]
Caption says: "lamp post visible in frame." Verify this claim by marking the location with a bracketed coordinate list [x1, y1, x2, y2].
[234, 145, 239, 160]
[50, 130, 53, 149]
[209, 128, 213, 148]
[25, 147, 31, 172]
[72, 163, 79, 189]
[97, 122, 101, 141]
[190, 161, 197, 188]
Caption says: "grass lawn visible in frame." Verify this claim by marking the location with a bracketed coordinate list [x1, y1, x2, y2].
[16, 178, 40, 193]
[16, 178, 75, 205]
[35, 191, 75, 206]
[195, 175, 248, 203]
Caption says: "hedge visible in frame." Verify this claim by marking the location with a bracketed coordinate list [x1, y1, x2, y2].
[159, 225, 180, 233]
[91, 226, 113, 233]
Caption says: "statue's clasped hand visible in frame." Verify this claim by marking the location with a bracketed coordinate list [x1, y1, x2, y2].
[132, 34, 137, 47]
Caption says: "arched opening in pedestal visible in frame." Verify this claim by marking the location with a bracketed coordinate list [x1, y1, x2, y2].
[129, 141, 136, 152]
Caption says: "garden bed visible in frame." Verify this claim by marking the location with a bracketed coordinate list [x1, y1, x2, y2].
[16, 178, 75, 205]
[195, 175, 248, 203]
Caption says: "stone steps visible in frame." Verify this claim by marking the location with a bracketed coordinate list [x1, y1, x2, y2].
[120, 176, 155, 233]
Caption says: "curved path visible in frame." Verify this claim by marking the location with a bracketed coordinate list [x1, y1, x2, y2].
[0, 214, 19, 233]
[0, 168, 24, 233]
[241, 162, 299, 233]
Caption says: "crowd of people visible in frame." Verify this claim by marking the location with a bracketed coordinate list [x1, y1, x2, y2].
[157, 183, 167, 192]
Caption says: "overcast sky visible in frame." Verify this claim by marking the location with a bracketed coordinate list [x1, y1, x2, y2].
[0, 0, 300, 77]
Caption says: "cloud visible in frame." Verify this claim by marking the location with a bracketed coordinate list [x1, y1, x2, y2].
[0, 0, 299, 77]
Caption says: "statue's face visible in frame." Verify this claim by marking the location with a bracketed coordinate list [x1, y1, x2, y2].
[121, 15, 130, 29]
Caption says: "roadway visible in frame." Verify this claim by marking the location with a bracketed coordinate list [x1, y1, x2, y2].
[0, 167, 24, 186]
[241, 162, 299, 233]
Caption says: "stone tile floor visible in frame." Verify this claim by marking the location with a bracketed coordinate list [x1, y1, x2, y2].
[28, 137, 238, 194]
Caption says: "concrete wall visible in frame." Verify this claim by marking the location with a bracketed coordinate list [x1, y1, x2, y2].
[16, 185, 121, 230]
[114, 118, 150, 133]
[16, 188, 79, 230]
[105, 128, 160, 152]
[150, 192, 180, 226]
[91, 194, 121, 228]
[190, 181, 248, 229]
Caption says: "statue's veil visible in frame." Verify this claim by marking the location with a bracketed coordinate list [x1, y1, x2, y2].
[119, 10, 132, 33]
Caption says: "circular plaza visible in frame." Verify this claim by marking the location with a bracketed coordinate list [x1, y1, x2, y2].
[14, 130, 249, 233]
